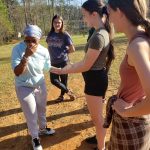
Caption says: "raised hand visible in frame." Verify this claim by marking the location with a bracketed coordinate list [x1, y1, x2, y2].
[24, 44, 38, 57]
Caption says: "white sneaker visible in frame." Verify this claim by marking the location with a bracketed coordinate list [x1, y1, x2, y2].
[39, 127, 55, 136]
[32, 138, 43, 150]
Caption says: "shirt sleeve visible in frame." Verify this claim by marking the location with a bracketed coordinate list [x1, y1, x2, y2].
[43, 48, 51, 72]
[11, 45, 22, 70]
[64, 32, 73, 46]
[88, 34, 105, 51]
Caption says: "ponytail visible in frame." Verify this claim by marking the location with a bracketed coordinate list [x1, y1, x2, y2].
[142, 19, 150, 37]
[82, 1, 115, 72]
[102, 8, 115, 72]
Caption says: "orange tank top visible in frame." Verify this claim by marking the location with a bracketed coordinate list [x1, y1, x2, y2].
[117, 55, 145, 103]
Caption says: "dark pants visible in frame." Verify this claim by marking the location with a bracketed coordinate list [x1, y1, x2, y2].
[50, 61, 68, 96]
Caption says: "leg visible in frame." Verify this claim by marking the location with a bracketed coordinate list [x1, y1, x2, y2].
[15, 86, 39, 139]
[35, 82, 47, 129]
[60, 73, 76, 100]
[60, 74, 68, 96]
[50, 72, 68, 96]
[86, 94, 106, 150]
[35, 82, 55, 136]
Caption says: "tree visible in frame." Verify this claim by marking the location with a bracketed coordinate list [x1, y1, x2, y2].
[0, 0, 14, 43]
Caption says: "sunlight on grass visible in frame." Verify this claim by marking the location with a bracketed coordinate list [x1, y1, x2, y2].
[0, 34, 127, 107]
[0, 34, 127, 147]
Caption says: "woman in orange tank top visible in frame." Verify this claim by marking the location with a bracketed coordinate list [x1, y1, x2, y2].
[106, 0, 150, 149]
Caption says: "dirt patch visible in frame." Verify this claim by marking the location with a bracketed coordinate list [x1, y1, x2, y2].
[0, 75, 115, 150]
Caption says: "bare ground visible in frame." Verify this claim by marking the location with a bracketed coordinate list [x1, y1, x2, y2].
[0, 73, 118, 150]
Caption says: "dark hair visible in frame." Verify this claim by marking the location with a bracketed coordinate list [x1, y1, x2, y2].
[49, 14, 64, 34]
[87, 27, 95, 42]
[82, 0, 115, 72]
[108, 0, 150, 37]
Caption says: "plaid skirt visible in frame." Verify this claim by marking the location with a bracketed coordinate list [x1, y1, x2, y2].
[108, 112, 150, 150]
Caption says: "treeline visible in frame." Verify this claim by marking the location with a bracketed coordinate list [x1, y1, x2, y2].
[0, 0, 86, 44]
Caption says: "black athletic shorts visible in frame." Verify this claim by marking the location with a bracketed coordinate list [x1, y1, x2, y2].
[82, 69, 108, 98]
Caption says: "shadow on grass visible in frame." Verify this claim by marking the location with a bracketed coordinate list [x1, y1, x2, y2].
[0, 121, 94, 150]
[0, 121, 93, 150]
[0, 107, 22, 117]
[42, 121, 93, 149]
[0, 57, 11, 65]
[76, 140, 110, 150]
[47, 107, 89, 122]
[0, 135, 32, 150]
[0, 95, 85, 118]
[0, 107, 89, 138]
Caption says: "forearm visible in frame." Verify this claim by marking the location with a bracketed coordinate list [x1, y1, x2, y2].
[14, 55, 28, 76]
[124, 97, 150, 117]
[62, 60, 89, 74]
[68, 45, 75, 53]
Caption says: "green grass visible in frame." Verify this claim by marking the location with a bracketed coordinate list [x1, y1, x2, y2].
[0, 34, 127, 109]
[0, 33, 128, 149]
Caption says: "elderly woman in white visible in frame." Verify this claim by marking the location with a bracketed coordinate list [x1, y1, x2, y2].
[11, 25, 55, 150]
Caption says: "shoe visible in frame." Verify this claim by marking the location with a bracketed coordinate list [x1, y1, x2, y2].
[55, 96, 64, 103]
[67, 89, 76, 101]
[85, 135, 97, 144]
[32, 138, 43, 150]
[39, 127, 55, 136]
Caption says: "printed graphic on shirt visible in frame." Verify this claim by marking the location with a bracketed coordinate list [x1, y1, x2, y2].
[46, 32, 72, 64]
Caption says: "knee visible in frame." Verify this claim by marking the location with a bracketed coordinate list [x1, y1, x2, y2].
[92, 115, 104, 127]
[51, 79, 59, 85]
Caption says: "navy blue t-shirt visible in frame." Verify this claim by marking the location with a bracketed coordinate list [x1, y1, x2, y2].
[46, 32, 73, 65]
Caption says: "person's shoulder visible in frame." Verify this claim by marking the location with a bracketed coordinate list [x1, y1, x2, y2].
[38, 44, 48, 50]
[38, 44, 49, 56]
[96, 28, 109, 37]
[130, 36, 150, 47]
[47, 31, 54, 38]
[13, 41, 25, 50]
[91, 30, 104, 40]
[63, 31, 71, 38]
[128, 36, 150, 55]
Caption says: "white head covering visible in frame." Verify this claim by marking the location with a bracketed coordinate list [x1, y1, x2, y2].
[23, 24, 42, 39]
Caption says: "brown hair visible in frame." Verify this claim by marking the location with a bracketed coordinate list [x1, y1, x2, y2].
[108, 0, 150, 37]
[49, 14, 64, 34]
[82, 0, 115, 72]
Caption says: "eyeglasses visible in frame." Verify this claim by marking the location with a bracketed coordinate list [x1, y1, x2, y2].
[24, 39, 37, 44]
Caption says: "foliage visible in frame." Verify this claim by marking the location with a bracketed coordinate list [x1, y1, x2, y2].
[0, 0, 86, 44]
[1, 0, 149, 44]
[0, 0, 14, 44]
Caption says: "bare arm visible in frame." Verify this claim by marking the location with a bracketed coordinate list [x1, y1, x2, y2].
[51, 48, 101, 74]
[113, 37, 150, 117]
[14, 56, 28, 76]
[67, 44, 75, 53]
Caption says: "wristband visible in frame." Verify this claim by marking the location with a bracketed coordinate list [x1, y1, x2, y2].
[21, 55, 28, 66]
[23, 55, 29, 61]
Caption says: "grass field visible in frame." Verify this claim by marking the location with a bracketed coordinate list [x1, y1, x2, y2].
[0, 34, 127, 150]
